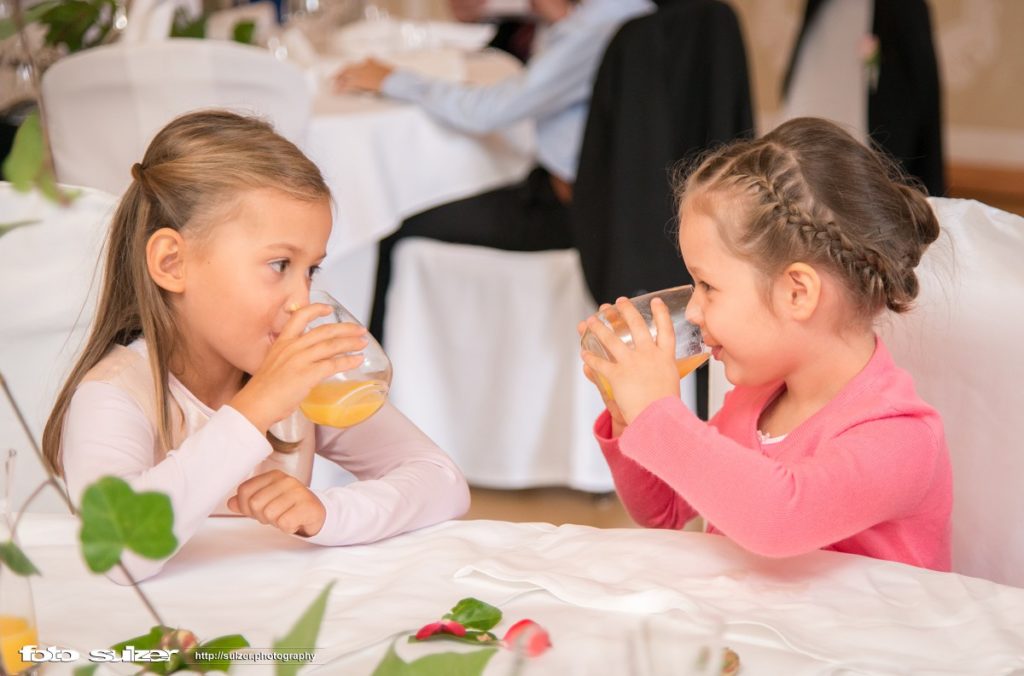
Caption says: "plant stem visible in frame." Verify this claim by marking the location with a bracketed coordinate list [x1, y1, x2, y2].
[1, 372, 166, 628]
[10, 0, 68, 204]
[0, 372, 75, 514]
[117, 562, 167, 628]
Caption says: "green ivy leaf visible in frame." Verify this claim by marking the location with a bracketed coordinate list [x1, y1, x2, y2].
[73, 665, 98, 676]
[232, 19, 255, 45]
[273, 580, 336, 676]
[2, 111, 44, 191]
[192, 634, 250, 673]
[170, 7, 205, 39]
[78, 477, 177, 573]
[373, 641, 497, 676]
[0, 539, 40, 575]
[443, 598, 502, 632]
[109, 625, 174, 675]
[0, 220, 40, 239]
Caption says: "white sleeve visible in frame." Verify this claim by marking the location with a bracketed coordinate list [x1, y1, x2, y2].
[303, 402, 470, 546]
[61, 381, 273, 582]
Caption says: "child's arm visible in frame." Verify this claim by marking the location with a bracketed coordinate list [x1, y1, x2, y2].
[619, 397, 942, 558]
[594, 410, 698, 530]
[301, 403, 470, 546]
[61, 381, 274, 583]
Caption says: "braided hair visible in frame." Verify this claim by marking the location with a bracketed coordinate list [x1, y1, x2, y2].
[678, 117, 939, 320]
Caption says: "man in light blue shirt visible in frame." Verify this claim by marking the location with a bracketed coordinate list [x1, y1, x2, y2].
[335, 0, 654, 339]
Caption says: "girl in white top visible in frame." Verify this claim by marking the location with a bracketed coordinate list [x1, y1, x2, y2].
[43, 111, 470, 582]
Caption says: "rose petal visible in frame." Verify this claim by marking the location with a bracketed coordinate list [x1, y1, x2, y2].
[503, 619, 551, 657]
[415, 621, 444, 640]
[440, 620, 467, 637]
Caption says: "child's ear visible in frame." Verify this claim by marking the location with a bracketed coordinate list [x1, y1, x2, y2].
[146, 228, 187, 294]
[777, 262, 821, 321]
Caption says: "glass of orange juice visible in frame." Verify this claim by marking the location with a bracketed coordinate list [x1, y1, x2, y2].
[580, 285, 708, 399]
[299, 291, 392, 428]
[1, 450, 40, 675]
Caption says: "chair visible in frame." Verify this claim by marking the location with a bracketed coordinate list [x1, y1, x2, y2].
[379, 0, 752, 490]
[384, 239, 615, 491]
[40, 39, 312, 196]
[0, 183, 119, 513]
[880, 197, 1024, 587]
[570, 0, 755, 419]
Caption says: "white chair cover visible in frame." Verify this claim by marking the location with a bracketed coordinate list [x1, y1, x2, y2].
[882, 197, 1024, 587]
[40, 39, 312, 197]
[0, 182, 119, 513]
[384, 239, 615, 491]
[120, 0, 202, 44]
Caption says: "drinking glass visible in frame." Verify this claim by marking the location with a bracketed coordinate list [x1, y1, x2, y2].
[580, 285, 708, 398]
[299, 291, 392, 428]
[0, 450, 39, 675]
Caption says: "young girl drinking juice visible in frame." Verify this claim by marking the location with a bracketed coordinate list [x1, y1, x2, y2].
[43, 111, 469, 581]
[581, 117, 952, 570]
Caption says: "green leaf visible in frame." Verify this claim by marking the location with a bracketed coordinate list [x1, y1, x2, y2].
[170, 7, 205, 39]
[231, 19, 255, 45]
[109, 626, 174, 675]
[2, 111, 44, 191]
[78, 477, 177, 573]
[0, 220, 40, 238]
[0, 539, 40, 575]
[273, 580, 336, 676]
[192, 634, 250, 673]
[443, 598, 502, 632]
[373, 641, 497, 676]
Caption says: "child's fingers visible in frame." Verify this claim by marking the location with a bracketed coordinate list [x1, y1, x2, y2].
[231, 470, 286, 520]
[651, 297, 676, 351]
[584, 315, 630, 362]
[615, 297, 653, 347]
[577, 319, 587, 338]
[580, 348, 612, 379]
[279, 303, 334, 340]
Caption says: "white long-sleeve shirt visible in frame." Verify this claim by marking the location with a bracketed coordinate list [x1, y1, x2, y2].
[61, 339, 469, 582]
[380, 0, 654, 182]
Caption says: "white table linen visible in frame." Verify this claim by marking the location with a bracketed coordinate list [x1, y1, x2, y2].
[19, 513, 1024, 675]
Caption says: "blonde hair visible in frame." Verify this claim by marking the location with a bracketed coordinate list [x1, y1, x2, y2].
[678, 117, 940, 321]
[43, 110, 330, 475]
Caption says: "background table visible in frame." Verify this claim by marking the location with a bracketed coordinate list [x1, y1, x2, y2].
[20, 514, 1024, 675]
[306, 49, 535, 322]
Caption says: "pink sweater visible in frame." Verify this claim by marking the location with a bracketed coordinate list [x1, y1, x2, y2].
[596, 338, 952, 570]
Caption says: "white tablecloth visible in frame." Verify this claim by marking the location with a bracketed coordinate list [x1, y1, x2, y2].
[305, 50, 535, 321]
[19, 514, 1024, 675]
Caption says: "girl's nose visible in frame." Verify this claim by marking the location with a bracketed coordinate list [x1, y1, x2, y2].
[286, 287, 311, 313]
[685, 296, 704, 327]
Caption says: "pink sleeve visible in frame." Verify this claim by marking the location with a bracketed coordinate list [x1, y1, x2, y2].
[302, 402, 470, 546]
[619, 397, 941, 557]
[594, 409, 698, 530]
[61, 381, 273, 583]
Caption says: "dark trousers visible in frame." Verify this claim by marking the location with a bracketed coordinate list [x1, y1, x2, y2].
[369, 167, 573, 341]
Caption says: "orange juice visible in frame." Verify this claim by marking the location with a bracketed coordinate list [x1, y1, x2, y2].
[597, 353, 709, 400]
[0, 615, 38, 675]
[300, 380, 387, 428]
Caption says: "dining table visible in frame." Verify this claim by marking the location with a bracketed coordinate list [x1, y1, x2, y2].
[17, 512, 1024, 675]
[303, 46, 535, 322]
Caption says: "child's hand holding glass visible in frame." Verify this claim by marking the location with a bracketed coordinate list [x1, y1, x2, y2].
[229, 301, 369, 434]
[580, 286, 709, 432]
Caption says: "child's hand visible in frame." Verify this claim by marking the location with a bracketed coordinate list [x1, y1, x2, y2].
[580, 297, 679, 425]
[227, 470, 327, 537]
[333, 59, 394, 94]
[230, 303, 369, 433]
[578, 309, 628, 437]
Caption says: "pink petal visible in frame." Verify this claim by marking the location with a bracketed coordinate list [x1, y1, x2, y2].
[440, 620, 467, 637]
[503, 619, 552, 657]
[415, 622, 444, 640]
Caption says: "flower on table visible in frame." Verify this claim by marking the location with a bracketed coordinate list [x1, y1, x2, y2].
[502, 619, 551, 657]
[414, 619, 467, 640]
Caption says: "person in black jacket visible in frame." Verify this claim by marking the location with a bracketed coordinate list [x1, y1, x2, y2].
[782, 0, 945, 196]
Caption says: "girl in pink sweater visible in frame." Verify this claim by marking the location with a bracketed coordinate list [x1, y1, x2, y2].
[43, 111, 469, 582]
[580, 117, 952, 570]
